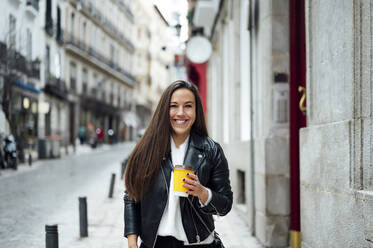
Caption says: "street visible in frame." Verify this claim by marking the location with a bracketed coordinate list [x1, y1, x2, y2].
[0, 143, 134, 248]
[0, 143, 262, 248]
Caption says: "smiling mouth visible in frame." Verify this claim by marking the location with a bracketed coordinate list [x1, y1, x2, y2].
[174, 120, 188, 125]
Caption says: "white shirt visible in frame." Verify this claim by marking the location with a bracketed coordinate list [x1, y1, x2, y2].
[157, 136, 214, 245]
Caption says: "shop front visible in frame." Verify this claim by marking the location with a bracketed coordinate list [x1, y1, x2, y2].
[10, 80, 40, 162]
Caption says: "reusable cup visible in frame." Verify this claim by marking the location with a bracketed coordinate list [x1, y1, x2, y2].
[173, 165, 194, 197]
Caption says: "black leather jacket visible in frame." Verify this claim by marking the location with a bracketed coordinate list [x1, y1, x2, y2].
[124, 133, 233, 248]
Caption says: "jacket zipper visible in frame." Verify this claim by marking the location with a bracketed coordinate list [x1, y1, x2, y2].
[151, 167, 169, 248]
[189, 170, 201, 244]
[189, 196, 201, 243]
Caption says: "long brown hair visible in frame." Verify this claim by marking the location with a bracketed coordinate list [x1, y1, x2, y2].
[124, 80, 208, 201]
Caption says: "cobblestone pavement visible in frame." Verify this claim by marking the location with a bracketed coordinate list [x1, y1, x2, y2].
[67, 177, 263, 248]
[0, 142, 263, 248]
[0, 142, 134, 248]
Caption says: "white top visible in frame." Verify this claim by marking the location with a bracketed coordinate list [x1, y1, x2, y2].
[157, 136, 214, 245]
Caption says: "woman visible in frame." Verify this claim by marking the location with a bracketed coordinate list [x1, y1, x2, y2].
[124, 81, 233, 248]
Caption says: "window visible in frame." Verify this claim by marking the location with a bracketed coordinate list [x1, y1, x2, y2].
[70, 62, 77, 91]
[55, 52, 61, 78]
[70, 13, 75, 40]
[110, 44, 115, 66]
[56, 6, 62, 42]
[82, 22, 87, 43]
[9, 14, 16, 50]
[45, 45, 50, 78]
[26, 28, 32, 61]
[82, 68, 88, 94]
[237, 170, 246, 204]
[92, 73, 98, 96]
[45, 0, 53, 33]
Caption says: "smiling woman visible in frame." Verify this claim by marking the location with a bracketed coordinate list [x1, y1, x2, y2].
[169, 88, 196, 147]
[124, 80, 232, 248]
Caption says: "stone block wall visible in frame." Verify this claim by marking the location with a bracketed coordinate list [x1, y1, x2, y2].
[300, 0, 373, 247]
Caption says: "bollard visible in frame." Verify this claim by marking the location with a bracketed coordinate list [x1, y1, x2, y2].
[28, 153, 32, 166]
[108, 173, 116, 198]
[120, 162, 125, 180]
[45, 225, 58, 248]
[79, 197, 88, 237]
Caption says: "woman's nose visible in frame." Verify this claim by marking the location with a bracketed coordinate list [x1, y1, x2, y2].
[176, 106, 184, 115]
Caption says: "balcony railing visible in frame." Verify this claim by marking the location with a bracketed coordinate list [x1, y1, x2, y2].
[74, 0, 134, 53]
[117, 0, 134, 22]
[0, 42, 40, 79]
[64, 32, 136, 85]
[44, 73, 68, 99]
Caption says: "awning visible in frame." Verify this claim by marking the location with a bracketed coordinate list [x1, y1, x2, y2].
[14, 80, 40, 94]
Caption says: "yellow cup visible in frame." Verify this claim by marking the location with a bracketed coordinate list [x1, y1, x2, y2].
[173, 165, 194, 197]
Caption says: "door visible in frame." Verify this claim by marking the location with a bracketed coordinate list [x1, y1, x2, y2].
[289, 0, 307, 247]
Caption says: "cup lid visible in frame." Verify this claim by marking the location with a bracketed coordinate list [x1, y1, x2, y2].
[174, 165, 193, 170]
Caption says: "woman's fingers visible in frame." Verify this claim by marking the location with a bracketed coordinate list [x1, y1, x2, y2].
[187, 173, 198, 181]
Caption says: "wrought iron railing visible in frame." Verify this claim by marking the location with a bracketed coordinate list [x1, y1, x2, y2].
[64, 32, 136, 84]
[75, 0, 134, 52]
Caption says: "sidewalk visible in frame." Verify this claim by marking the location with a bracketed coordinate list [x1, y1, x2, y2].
[0, 142, 116, 179]
[67, 176, 263, 248]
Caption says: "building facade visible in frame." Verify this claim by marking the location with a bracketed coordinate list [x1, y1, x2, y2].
[0, 0, 42, 161]
[37, 0, 69, 158]
[133, 0, 176, 130]
[189, 0, 291, 246]
[64, 0, 136, 143]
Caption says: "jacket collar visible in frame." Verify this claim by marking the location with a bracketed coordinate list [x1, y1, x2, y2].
[188, 132, 206, 151]
[183, 132, 207, 172]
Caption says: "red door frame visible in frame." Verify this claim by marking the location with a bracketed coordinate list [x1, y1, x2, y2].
[187, 61, 208, 119]
[289, 0, 306, 241]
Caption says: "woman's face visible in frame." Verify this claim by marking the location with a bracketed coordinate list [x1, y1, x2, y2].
[169, 88, 196, 139]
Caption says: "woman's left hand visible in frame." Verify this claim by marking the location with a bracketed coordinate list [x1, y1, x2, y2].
[183, 173, 209, 204]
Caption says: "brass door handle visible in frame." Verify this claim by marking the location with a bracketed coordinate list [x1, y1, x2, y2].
[298, 86, 306, 115]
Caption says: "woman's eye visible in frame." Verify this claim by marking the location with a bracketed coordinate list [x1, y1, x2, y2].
[170, 105, 177, 108]
[185, 105, 192, 108]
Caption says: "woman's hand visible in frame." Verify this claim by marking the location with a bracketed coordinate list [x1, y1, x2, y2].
[183, 173, 209, 204]
[128, 234, 138, 248]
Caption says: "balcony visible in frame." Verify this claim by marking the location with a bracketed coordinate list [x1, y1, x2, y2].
[72, 0, 134, 53]
[43, 74, 68, 100]
[117, 0, 134, 22]
[64, 32, 136, 86]
[0, 42, 40, 79]
[27, 59, 41, 79]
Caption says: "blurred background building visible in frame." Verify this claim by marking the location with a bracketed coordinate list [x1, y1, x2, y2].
[0, 0, 42, 162]
[0, 0, 180, 159]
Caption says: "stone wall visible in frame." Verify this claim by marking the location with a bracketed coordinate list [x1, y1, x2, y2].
[300, 0, 373, 247]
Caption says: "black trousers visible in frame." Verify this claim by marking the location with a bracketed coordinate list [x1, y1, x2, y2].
[140, 236, 216, 248]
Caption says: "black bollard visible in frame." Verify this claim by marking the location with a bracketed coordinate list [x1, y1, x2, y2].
[108, 173, 116, 198]
[45, 225, 58, 248]
[28, 153, 32, 166]
[79, 197, 88, 237]
[121, 162, 125, 180]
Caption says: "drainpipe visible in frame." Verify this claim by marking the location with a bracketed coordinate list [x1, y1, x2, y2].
[248, 0, 256, 236]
